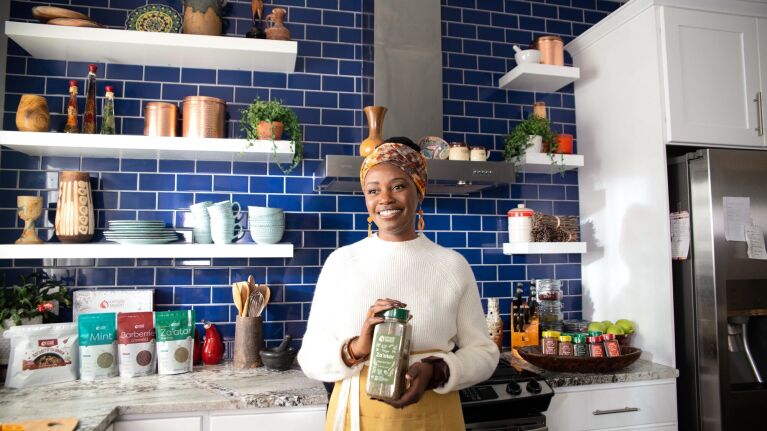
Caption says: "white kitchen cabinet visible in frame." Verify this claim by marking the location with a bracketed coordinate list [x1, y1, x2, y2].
[209, 406, 326, 431]
[113, 416, 203, 431]
[662, 8, 764, 147]
[545, 380, 677, 431]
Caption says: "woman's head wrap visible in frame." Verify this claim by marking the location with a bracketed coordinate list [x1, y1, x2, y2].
[359, 141, 428, 201]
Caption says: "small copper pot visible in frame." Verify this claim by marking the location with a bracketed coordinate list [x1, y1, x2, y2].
[182, 96, 226, 138]
[144, 102, 178, 137]
[531, 35, 564, 66]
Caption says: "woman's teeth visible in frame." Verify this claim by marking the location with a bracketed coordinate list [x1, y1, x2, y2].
[378, 209, 401, 217]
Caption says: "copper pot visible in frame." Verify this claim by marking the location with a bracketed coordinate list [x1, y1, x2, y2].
[182, 96, 226, 138]
[144, 102, 178, 137]
[531, 35, 564, 66]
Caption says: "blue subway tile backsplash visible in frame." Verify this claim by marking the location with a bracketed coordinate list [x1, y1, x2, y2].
[0, 0, 619, 348]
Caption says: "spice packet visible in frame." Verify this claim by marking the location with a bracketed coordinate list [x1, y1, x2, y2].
[117, 311, 156, 377]
[78, 312, 117, 381]
[4, 322, 79, 389]
[155, 310, 195, 375]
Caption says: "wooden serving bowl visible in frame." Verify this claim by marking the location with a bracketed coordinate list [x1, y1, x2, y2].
[32, 6, 89, 22]
[517, 346, 642, 373]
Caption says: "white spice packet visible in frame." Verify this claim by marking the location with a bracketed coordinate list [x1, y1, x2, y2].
[4, 322, 79, 389]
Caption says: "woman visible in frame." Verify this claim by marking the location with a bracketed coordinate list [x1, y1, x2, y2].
[298, 138, 499, 431]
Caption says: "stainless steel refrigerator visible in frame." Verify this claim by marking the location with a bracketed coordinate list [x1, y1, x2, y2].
[668, 148, 767, 431]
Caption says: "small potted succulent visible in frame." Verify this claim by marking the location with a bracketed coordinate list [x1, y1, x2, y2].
[241, 98, 303, 174]
[503, 114, 558, 163]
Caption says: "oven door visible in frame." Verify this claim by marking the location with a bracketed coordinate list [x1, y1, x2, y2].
[465, 415, 547, 431]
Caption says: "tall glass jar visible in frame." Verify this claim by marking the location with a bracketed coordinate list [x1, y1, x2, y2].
[100, 85, 115, 135]
[366, 308, 412, 401]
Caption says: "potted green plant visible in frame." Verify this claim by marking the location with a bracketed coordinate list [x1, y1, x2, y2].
[241, 98, 303, 174]
[503, 114, 560, 168]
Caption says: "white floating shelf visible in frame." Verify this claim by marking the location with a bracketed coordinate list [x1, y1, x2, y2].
[518, 152, 584, 174]
[0, 243, 294, 259]
[503, 242, 586, 255]
[0, 131, 294, 163]
[498, 63, 580, 93]
[5, 21, 297, 72]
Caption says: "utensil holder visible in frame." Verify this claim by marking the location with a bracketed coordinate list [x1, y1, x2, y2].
[233, 315, 263, 368]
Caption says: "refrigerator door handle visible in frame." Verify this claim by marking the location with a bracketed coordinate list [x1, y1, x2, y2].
[592, 407, 640, 415]
[754, 91, 764, 136]
[741, 321, 764, 384]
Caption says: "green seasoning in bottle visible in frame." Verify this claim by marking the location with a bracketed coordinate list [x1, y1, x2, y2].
[572, 334, 588, 357]
[366, 308, 412, 401]
[100, 85, 116, 135]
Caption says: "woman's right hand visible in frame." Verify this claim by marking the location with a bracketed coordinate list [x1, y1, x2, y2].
[350, 298, 406, 358]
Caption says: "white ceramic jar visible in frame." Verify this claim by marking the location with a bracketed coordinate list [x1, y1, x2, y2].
[448, 142, 469, 160]
[507, 204, 534, 243]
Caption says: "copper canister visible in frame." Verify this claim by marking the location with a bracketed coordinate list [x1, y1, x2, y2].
[182, 96, 226, 138]
[532, 35, 564, 66]
[144, 102, 178, 137]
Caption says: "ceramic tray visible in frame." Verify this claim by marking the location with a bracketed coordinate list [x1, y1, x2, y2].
[517, 345, 642, 373]
[126, 4, 182, 33]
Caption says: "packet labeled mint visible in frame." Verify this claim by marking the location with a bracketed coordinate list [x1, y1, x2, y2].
[78, 312, 117, 381]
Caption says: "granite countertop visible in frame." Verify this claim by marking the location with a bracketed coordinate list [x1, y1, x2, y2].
[503, 352, 679, 388]
[0, 363, 328, 431]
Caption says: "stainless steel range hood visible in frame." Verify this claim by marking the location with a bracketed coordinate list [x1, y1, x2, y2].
[314, 155, 515, 195]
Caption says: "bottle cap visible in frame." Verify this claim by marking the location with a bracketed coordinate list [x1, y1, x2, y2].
[381, 308, 409, 321]
[602, 333, 616, 341]
[558, 335, 572, 342]
[88, 64, 98, 72]
[105, 85, 114, 92]
[507, 203, 534, 218]
[587, 330, 604, 337]
[572, 334, 586, 344]
[542, 331, 560, 338]
[69, 80, 77, 87]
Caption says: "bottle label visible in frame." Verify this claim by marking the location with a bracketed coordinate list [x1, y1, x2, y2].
[368, 334, 401, 385]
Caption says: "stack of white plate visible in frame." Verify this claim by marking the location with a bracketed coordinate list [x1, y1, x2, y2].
[104, 220, 178, 244]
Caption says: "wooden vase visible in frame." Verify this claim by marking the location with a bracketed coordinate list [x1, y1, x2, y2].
[16, 95, 49, 132]
[486, 298, 503, 351]
[55, 171, 94, 243]
[265, 7, 291, 40]
[16, 196, 44, 244]
[257, 121, 284, 140]
[183, 0, 224, 36]
[233, 315, 263, 368]
[360, 106, 387, 157]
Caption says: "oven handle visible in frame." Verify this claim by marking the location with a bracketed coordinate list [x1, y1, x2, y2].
[592, 407, 639, 415]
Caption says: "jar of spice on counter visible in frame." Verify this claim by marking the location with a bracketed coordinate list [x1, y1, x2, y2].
[602, 333, 622, 357]
[366, 308, 412, 401]
[558, 335, 574, 356]
[587, 335, 605, 357]
[541, 331, 560, 355]
[572, 334, 587, 357]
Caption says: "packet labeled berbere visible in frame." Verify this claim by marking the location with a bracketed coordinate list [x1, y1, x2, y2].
[78, 312, 117, 381]
[117, 311, 156, 377]
[155, 309, 195, 375]
[3, 322, 79, 389]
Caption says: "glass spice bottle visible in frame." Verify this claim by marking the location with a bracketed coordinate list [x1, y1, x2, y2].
[572, 334, 588, 357]
[541, 330, 560, 355]
[63, 80, 79, 134]
[82, 64, 98, 134]
[100, 85, 115, 135]
[602, 333, 622, 357]
[587, 335, 605, 357]
[558, 335, 574, 356]
[366, 308, 412, 402]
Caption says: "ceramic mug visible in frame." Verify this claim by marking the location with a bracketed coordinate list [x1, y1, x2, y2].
[470, 146, 490, 161]
[208, 212, 244, 244]
[190, 201, 214, 244]
[207, 200, 241, 219]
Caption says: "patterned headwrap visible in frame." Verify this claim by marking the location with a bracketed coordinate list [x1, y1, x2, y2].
[359, 142, 428, 201]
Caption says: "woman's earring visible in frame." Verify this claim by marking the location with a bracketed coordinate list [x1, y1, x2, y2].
[367, 215, 374, 237]
[417, 208, 425, 232]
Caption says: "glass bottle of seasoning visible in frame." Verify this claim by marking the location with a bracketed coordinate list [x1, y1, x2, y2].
[587, 335, 605, 357]
[82, 64, 98, 134]
[366, 308, 412, 401]
[63, 80, 79, 134]
[100, 85, 115, 135]
[602, 333, 622, 357]
[558, 335, 573, 356]
[541, 330, 560, 355]
[572, 334, 588, 357]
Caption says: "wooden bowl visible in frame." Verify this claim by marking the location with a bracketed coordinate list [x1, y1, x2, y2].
[47, 18, 104, 29]
[32, 6, 89, 22]
[517, 346, 642, 373]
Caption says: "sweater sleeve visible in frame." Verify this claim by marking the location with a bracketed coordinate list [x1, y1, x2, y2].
[430, 256, 499, 394]
[297, 251, 364, 382]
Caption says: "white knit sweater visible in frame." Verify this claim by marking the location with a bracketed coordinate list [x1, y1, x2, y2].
[298, 234, 499, 395]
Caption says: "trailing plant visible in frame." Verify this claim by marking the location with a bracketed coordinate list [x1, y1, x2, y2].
[0, 270, 71, 326]
[503, 114, 558, 161]
[241, 98, 303, 174]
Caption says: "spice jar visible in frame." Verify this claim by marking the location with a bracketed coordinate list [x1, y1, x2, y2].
[144, 102, 178, 137]
[507, 204, 534, 243]
[448, 142, 470, 161]
[558, 335, 573, 356]
[537, 279, 563, 301]
[572, 334, 587, 357]
[182, 96, 226, 138]
[587, 335, 605, 357]
[366, 308, 412, 401]
[602, 333, 622, 357]
[541, 331, 560, 355]
[531, 35, 565, 66]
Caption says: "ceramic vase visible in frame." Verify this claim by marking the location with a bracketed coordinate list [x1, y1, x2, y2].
[183, 0, 226, 36]
[16, 94, 49, 132]
[55, 171, 94, 243]
[360, 106, 387, 157]
[16, 196, 44, 244]
[265, 7, 291, 40]
[486, 298, 503, 351]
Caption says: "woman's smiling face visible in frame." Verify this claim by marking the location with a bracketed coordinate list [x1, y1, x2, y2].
[363, 162, 419, 242]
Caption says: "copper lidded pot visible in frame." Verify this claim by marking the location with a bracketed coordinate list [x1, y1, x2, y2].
[531, 35, 564, 66]
[182, 96, 226, 138]
[144, 102, 178, 137]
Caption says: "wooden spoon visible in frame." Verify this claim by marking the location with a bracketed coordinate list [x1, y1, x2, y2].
[240, 282, 250, 317]
[232, 282, 243, 317]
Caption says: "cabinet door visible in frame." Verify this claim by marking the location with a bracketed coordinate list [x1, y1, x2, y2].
[113, 416, 202, 431]
[662, 7, 764, 147]
[210, 406, 326, 431]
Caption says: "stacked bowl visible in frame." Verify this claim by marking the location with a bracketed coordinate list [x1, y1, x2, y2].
[248, 206, 285, 244]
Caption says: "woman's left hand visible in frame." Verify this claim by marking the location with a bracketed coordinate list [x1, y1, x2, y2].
[384, 361, 434, 409]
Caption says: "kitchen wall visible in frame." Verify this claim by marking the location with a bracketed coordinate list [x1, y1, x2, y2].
[0, 0, 622, 349]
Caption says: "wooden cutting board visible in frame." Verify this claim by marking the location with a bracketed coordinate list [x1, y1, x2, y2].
[1, 417, 78, 431]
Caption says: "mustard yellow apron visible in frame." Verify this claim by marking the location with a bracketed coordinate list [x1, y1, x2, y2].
[326, 365, 465, 431]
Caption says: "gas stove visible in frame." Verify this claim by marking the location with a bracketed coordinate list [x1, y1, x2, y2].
[460, 357, 554, 430]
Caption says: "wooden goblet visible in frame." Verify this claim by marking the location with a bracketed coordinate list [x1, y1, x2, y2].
[16, 196, 44, 244]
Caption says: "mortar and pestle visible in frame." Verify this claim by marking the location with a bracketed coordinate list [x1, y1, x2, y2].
[259, 334, 297, 371]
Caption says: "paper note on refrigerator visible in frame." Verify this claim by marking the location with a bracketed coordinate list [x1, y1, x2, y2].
[744, 224, 767, 260]
[670, 211, 690, 260]
[723, 197, 750, 241]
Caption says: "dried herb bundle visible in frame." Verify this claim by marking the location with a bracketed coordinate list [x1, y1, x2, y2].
[532, 213, 579, 242]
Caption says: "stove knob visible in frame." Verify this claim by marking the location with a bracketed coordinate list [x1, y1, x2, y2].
[505, 381, 522, 396]
[526, 379, 542, 394]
